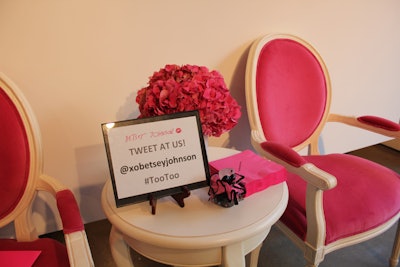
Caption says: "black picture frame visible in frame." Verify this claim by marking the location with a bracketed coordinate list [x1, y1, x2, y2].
[101, 110, 210, 207]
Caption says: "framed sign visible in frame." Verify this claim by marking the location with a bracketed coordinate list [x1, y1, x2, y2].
[102, 110, 210, 207]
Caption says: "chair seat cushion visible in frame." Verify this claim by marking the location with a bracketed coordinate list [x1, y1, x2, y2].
[0, 238, 69, 267]
[281, 153, 400, 245]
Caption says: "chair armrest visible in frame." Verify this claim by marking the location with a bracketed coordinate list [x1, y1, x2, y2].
[57, 190, 94, 266]
[56, 190, 84, 234]
[37, 175, 83, 234]
[328, 113, 400, 138]
[261, 141, 337, 190]
[37, 175, 94, 267]
[65, 230, 94, 267]
[261, 141, 336, 248]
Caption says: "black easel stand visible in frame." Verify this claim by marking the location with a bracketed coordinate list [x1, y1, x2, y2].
[148, 186, 191, 215]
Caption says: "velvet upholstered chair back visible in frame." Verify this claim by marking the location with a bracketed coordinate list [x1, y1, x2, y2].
[0, 73, 41, 228]
[246, 34, 331, 154]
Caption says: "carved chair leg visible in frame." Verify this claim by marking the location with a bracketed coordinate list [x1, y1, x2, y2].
[305, 258, 320, 267]
[390, 220, 400, 267]
[304, 243, 323, 267]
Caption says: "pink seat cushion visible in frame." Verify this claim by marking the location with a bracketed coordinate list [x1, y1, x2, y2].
[281, 153, 400, 244]
[0, 238, 69, 267]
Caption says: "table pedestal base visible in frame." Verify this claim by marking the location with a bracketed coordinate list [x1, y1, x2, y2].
[110, 225, 269, 267]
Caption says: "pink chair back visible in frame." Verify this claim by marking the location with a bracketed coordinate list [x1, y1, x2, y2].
[0, 74, 40, 225]
[252, 35, 330, 149]
[0, 88, 30, 220]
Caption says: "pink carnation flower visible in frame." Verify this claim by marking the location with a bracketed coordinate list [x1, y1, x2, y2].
[136, 64, 241, 137]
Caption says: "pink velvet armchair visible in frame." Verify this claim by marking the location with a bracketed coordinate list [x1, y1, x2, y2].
[0, 72, 94, 266]
[245, 33, 400, 267]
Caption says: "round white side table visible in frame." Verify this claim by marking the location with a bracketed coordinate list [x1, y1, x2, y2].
[101, 147, 288, 267]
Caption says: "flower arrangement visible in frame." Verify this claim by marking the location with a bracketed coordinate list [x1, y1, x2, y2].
[136, 64, 241, 137]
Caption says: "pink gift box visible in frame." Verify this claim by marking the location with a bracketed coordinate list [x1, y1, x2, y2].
[209, 150, 287, 197]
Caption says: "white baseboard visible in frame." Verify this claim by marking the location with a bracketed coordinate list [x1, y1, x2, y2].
[382, 139, 400, 151]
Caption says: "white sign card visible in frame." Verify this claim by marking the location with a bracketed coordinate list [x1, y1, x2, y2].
[102, 111, 210, 207]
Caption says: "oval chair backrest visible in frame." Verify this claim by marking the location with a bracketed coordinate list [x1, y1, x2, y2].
[246, 34, 331, 151]
[0, 73, 41, 226]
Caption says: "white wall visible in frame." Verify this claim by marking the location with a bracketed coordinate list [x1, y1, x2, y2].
[1, 0, 399, 234]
